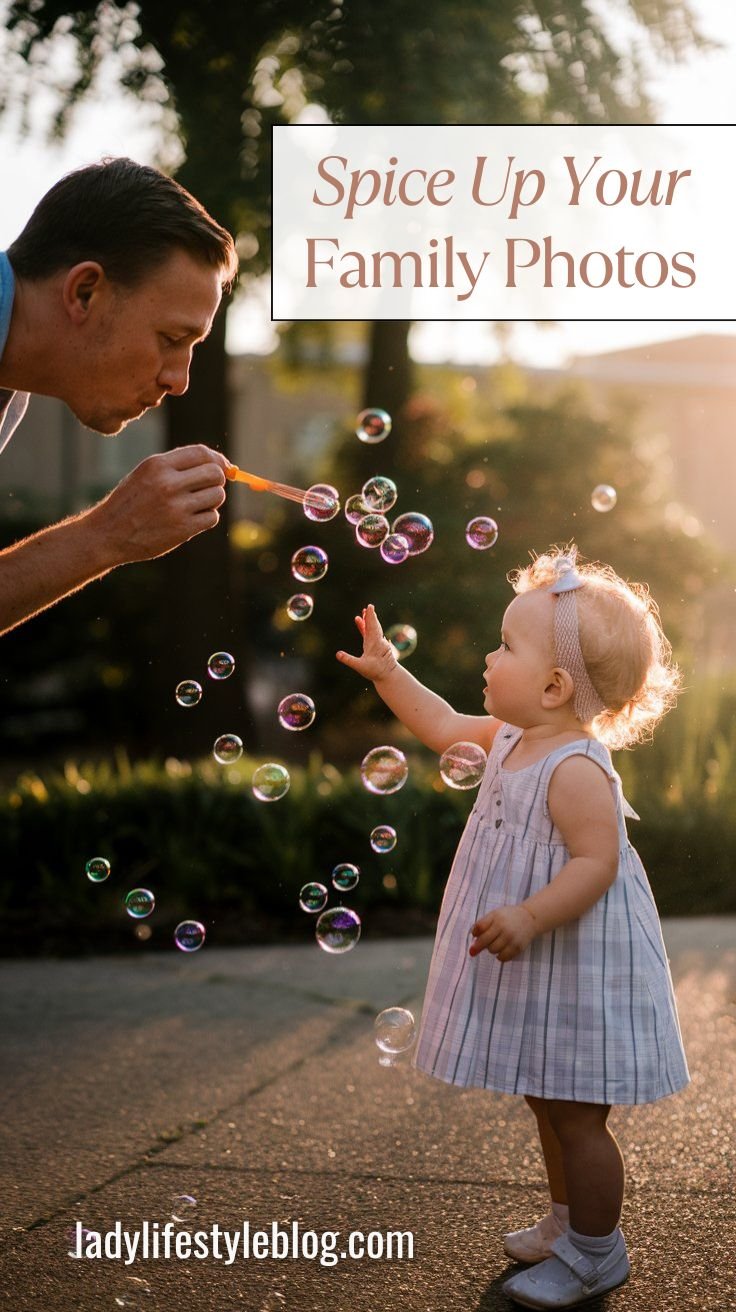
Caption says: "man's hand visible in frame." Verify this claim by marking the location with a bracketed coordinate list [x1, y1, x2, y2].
[336, 604, 399, 683]
[91, 444, 229, 566]
[469, 904, 538, 963]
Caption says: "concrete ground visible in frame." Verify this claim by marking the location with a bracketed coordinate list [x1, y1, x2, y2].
[0, 918, 734, 1312]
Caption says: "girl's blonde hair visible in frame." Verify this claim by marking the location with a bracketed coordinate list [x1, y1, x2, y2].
[509, 545, 682, 751]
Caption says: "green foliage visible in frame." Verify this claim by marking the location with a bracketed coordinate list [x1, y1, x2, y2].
[3, 676, 736, 959]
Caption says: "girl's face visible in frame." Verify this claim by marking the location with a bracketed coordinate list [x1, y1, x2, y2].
[482, 591, 556, 725]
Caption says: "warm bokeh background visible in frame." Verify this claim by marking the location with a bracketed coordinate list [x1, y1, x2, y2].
[1, 0, 734, 953]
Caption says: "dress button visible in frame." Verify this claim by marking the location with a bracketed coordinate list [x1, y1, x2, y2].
[495, 818, 502, 828]
[496, 799, 501, 806]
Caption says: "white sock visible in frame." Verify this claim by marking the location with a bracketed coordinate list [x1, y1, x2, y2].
[568, 1225, 619, 1257]
[551, 1201, 569, 1225]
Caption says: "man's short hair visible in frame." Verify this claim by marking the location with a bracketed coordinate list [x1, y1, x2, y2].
[7, 156, 238, 291]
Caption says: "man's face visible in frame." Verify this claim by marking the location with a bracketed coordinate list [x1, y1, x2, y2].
[70, 249, 223, 434]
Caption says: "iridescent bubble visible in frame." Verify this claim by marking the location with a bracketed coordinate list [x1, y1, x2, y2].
[174, 921, 206, 952]
[356, 513, 389, 548]
[299, 882, 328, 913]
[439, 741, 488, 790]
[252, 762, 291, 802]
[175, 679, 202, 707]
[315, 906, 362, 953]
[391, 511, 434, 555]
[361, 745, 408, 795]
[362, 475, 398, 513]
[303, 483, 340, 522]
[385, 623, 417, 661]
[213, 733, 243, 764]
[278, 693, 316, 731]
[374, 1006, 416, 1054]
[291, 545, 328, 583]
[332, 862, 360, 891]
[465, 516, 499, 550]
[125, 888, 155, 919]
[207, 652, 235, 680]
[86, 856, 110, 883]
[370, 825, 397, 854]
[344, 493, 372, 524]
[592, 483, 617, 512]
[380, 533, 410, 565]
[356, 408, 392, 444]
[286, 593, 314, 622]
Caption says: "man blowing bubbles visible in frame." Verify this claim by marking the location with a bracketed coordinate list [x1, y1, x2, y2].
[0, 156, 238, 636]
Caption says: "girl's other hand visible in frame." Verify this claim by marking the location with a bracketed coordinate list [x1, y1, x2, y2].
[469, 904, 537, 962]
[336, 603, 399, 683]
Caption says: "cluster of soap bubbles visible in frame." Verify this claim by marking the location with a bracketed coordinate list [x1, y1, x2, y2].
[174, 650, 236, 709]
[85, 855, 206, 953]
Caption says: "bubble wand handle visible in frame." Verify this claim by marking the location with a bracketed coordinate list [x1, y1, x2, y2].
[225, 464, 314, 507]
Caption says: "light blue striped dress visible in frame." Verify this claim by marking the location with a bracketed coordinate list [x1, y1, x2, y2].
[412, 724, 691, 1105]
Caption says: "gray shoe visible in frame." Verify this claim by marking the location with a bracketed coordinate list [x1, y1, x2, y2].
[503, 1211, 568, 1264]
[502, 1229, 630, 1307]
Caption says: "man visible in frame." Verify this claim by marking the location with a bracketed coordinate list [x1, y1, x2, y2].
[0, 156, 239, 636]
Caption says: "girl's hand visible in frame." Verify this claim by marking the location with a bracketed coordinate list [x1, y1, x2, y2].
[469, 904, 538, 963]
[336, 604, 399, 683]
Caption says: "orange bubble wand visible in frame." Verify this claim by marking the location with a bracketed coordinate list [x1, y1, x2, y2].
[225, 463, 325, 510]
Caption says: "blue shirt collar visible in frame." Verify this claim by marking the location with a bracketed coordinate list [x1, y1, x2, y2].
[0, 250, 16, 361]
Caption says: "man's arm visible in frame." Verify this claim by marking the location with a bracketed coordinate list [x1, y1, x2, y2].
[0, 444, 228, 636]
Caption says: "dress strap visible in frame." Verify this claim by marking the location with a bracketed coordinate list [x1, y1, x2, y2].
[541, 738, 639, 827]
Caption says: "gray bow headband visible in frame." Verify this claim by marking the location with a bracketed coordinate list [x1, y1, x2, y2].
[549, 555, 606, 723]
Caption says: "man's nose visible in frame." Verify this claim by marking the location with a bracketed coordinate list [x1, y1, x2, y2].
[158, 355, 192, 397]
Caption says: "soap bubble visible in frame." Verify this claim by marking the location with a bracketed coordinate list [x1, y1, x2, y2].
[278, 693, 316, 731]
[332, 862, 360, 891]
[362, 475, 398, 513]
[591, 483, 617, 512]
[356, 408, 391, 444]
[304, 483, 340, 522]
[175, 680, 202, 707]
[345, 493, 372, 524]
[316, 906, 362, 953]
[174, 921, 206, 952]
[207, 651, 235, 680]
[299, 882, 328, 913]
[86, 857, 110, 883]
[286, 593, 314, 622]
[386, 623, 417, 661]
[356, 513, 389, 548]
[134, 924, 152, 941]
[391, 512, 434, 555]
[361, 745, 408, 795]
[370, 825, 397, 854]
[374, 1006, 416, 1054]
[439, 741, 487, 790]
[125, 888, 155, 919]
[291, 545, 328, 583]
[465, 516, 499, 550]
[213, 733, 243, 764]
[252, 762, 291, 802]
[380, 533, 410, 565]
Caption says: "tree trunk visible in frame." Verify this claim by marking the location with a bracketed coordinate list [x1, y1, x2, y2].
[363, 320, 413, 421]
[143, 304, 248, 756]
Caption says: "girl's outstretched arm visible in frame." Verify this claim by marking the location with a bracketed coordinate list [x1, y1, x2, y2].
[337, 603, 500, 756]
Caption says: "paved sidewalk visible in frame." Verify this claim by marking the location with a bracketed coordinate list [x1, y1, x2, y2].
[1, 918, 734, 1311]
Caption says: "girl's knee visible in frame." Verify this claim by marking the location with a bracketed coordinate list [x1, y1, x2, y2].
[545, 1099, 611, 1137]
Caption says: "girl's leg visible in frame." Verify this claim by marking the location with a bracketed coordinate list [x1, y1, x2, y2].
[523, 1094, 568, 1206]
[544, 1100, 625, 1236]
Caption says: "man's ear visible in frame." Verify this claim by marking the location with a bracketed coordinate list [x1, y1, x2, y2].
[542, 667, 575, 710]
[62, 262, 106, 324]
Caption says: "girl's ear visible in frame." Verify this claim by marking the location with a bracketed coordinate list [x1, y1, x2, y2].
[542, 667, 575, 710]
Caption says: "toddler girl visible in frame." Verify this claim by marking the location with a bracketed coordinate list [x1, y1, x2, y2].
[336, 545, 690, 1310]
